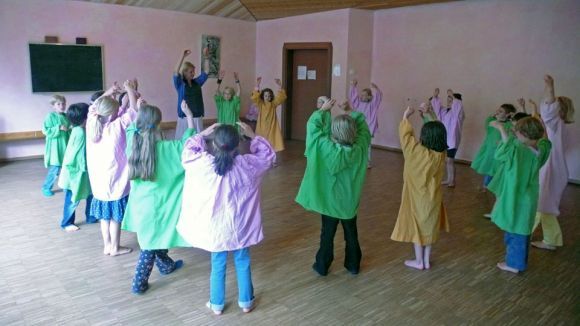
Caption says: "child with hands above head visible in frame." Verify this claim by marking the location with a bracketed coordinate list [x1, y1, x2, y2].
[215, 71, 241, 127]
[349, 79, 382, 168]
[471, 104, 517, 191]
[173, 48, 210, 138]
[487, 116, 551, 273]
[295, 98, 371, 276]
[86, 80, 138, 257]
[176, 121, 275, 315]
[122, 99, 196, 294]
[391, 106, 449, 270]
[251, 76, 287, 156]
[532, 75, 575, 251]
[42, 94, 70, 197]
[436, 88, 465, 188]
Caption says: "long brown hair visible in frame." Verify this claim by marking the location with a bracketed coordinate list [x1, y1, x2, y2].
[128, 105, 162, 181]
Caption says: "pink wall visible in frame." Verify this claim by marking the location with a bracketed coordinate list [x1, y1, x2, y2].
[256, 9, 351, 101]
[0, 0, 255, 159]
[347, 10, 374, 90]
[371, 0, 580, 181]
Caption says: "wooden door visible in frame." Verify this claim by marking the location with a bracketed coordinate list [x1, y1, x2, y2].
[283, 43, 332, 141]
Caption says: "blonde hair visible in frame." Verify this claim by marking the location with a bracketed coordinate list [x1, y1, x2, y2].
[180, 61, 195, 76]
[88, 97, 120, 142]
[557, 96, 575, 124]
[129, 105, 162, 181]
[223, 86, 235, 96]
[515, 117, 545, 141]
[331, 114, 357, 146]
[50, 94, 66, 105]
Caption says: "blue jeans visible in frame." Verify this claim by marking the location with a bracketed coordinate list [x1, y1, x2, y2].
[61, 190, 96, 228]
[504, 232, 530, 271]
[132, 250, 179, 293]
[42, 165, 61, 193]
[209, 248, 254, 311]
[483, 175, 493, 186]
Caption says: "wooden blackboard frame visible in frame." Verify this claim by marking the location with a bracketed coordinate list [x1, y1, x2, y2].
[28, 43, 104, 93]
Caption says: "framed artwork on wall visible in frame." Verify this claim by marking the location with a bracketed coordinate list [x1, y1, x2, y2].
[202, 35, 220, 78]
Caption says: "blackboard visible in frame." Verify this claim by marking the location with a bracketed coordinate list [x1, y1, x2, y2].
[29, 43, 104, 93]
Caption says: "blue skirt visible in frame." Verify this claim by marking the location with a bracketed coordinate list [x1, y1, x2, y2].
[90, 195, 129, 223]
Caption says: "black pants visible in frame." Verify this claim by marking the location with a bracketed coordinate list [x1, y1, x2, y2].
[314, 215, 361, 275]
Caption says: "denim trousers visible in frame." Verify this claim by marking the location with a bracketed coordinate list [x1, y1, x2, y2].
[132, 250, 178, 293]
[504, 232, 530, 271]
[61, 190, 96, 228]
[314, 215, 361, 275]
[42, 165, 61, 192]
[209, 248, 254, 311]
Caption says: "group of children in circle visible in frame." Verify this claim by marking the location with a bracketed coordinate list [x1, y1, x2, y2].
[41, 45, 574, 315]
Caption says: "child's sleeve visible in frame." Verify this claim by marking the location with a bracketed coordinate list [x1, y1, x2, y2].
[494, 136, 516, 166]
[540, 101, 561, 131]
[272, 89, 287, 107]
[353, 112, 371, 149]
[214, 94, 223, 108]
[233, 96, 241, 117]
[62, 132, 81, 170]
[371, 87, 383, 108]
[182, 134, 208, 166]
[245, 136, 276, 177]
[399, 118, 419, 158]
[173, 73, 182, 90]
[42, 114, 62, 139]
[537, 138, 552, 168]
[349, 84, 360, 108]
[304, 110, 331, 156]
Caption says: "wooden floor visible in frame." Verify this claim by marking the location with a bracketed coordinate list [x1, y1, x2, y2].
[1, 140, 579, 325]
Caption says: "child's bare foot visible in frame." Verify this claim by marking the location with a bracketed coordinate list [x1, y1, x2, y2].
[64, 224, 79, 232]
[483, 213, 492, 219]
[531, 241, 556, 251]
[441, 180, 449, 185]
[242, 304, 254, 313]
[110, 246, 132, 256]
[496, 262, 519, 274]
[424, 261, 431, 270]
[103, 245, 111, 255]
[404, 259, 424, 270]
[447, 183, 455, 188]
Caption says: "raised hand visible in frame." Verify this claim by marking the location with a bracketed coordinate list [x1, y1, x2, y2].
[321, 98, 336, 111]
[544, 74, 554, 85]
[274, 78, 282, 87]
[370, 82, 378, 89]
[517, 98, 525, 108]
[403, 106, 415, 119]
[489, 120, 503, 129]
[218, 70, 225, 80]
[256, 77, 262, 87]
[137, 98, 147, 109]
[447, 89, 453, 96]
[203, 47, 209, 58]
[237, 122, 256, 139]
[183, 49, 191, 57]
[233, 72, 239, 81]
[181, 100, 193, 118]
[200, 123, 220, 137]
[433, 88, 440, 97]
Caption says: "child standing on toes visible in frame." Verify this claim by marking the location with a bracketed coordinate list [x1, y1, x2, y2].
[349, 79, 382, 168]
[42, 94, 70, 197]
[87, 81, 138, 256]
[58, 103, 95, 231]
[295, 99, 371, 276]
[177, 122, 275, 315]
[488, 117, 551, 273]
[214, 71, 241, 127]
[391, 107, 449, 270]
[251, 77, 287, 154]
[531, 75, 575, 251]
[122, 100, 195, 294]
[471, 104, 516, 190]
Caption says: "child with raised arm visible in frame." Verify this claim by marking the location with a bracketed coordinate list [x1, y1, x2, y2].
[488, 117, 551, 273]
[296, 99, 371, 276]
[251, 77, 287, 154]
[122, 100, 196, 294]
[58, 103, 95, 231]
[436, 89, 465, 187]
[87, 80, 138, 256]
[177, 122, 275, 315]
[531, 75, 575, 251]
[214, 71, 241, 127]
[173, 48, 210, 138]
[391, 107, 449, 270]
[349, 79, 382, 167]
[471, 104, 516, 190]
[42, 94, 70, 196]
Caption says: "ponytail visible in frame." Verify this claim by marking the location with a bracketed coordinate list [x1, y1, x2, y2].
[128, 105, 162, 181]
[212, 125, 240, 176]
[88, 97, 119, 142]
